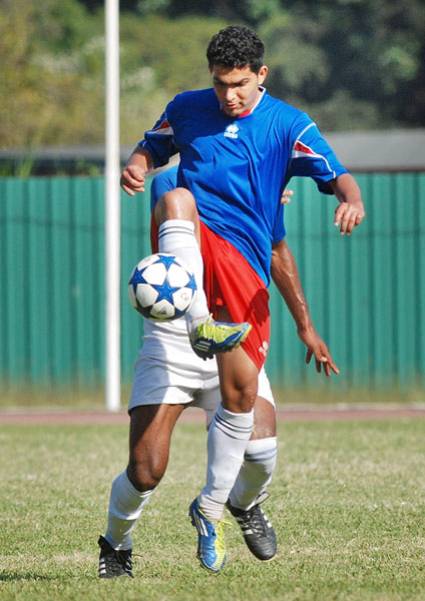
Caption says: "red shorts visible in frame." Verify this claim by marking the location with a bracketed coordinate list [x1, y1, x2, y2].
[150, 218, 270, 370]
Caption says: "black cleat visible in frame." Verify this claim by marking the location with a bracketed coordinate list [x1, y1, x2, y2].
[98, 535, 133, 578]
[226, 498, 277, 561]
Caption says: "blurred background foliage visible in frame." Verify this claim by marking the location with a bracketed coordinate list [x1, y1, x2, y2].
[1, 0, 424, 149]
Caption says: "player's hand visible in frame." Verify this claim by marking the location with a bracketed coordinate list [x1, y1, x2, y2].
[298, 325, 339, 377]
[120, 164, 146, 196]
[281, 189, 294, 205]
[334, 199, 365, 235]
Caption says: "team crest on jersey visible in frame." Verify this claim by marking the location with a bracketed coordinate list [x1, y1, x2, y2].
[224, 123, 239, 139]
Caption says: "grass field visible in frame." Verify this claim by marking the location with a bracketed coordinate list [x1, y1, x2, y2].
[1, 384, 424, 409]
[1, 418, 424, 601]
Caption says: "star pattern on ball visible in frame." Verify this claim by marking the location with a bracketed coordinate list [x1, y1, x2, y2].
[150, 255, 197, 300]
[186, 271, 197, 294]
[139, 256, 187, 307]
[130, 267, 147, 293]
[153, 255, 177, 270]
[150, 278, 182, 305]
[129, 253, 197, 320]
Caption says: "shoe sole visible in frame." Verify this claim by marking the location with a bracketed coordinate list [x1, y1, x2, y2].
[244, 540, 277, 561]
[199, 559, 226, 574]
[256, 554, 277, 562]
[99, 572, 133, 579]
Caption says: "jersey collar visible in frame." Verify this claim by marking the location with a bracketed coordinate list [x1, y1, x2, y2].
[236, 86, 266, 119]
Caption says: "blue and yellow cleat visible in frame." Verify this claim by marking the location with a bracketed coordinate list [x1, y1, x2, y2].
[189, 498, 227, 573]
[189, 316, 252, 360]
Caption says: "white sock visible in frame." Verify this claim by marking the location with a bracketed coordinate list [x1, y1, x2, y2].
[158, 219, 209, 325]
[229, 437, 277, 510]
[198, 404, 254, 521]
[104, 470, 154, 550]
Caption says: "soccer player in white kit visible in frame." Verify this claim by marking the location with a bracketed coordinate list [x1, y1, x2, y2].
[98, 166, 338, 578]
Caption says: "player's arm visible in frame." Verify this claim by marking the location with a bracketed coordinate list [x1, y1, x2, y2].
[289, 115, 366, 236]
[271, 239, 339, 377]
[120, 147, 154, 196]
[330, 173, 365, 236]
[121, 101, 179, 196]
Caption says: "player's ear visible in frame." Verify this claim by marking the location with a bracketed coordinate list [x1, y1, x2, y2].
[258, 65, 268, 85]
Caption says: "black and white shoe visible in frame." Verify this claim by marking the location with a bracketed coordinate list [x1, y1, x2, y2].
[98, 535, 133, 578]
[226, 496, 277, 561]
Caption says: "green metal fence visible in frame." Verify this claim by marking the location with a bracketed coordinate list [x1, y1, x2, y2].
[0, 174, 424, 395]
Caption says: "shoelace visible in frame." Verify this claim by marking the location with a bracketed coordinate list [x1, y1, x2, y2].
[114, 549, 132, 573]
[238, 506, 268, 537]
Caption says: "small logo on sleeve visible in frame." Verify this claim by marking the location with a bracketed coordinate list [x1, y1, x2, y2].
[259, 341, 269, 358]
[224, 123, 239, 139]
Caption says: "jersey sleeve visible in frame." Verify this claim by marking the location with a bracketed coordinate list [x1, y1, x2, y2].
[150, 165, 179, 210]
[287, 115, 348, 194]
[272, 203, 286, 244]
[138, 102, 179, 168]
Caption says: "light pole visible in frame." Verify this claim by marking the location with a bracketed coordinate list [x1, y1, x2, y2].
[105, 0, 121, 411]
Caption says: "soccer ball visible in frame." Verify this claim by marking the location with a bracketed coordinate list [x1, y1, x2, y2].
[128, 253, 197, 321]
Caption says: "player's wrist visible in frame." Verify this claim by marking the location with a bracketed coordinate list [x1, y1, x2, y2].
[296, 321, 314, 336]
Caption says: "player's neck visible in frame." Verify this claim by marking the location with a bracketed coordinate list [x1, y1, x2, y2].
[238, 87, 265, 118]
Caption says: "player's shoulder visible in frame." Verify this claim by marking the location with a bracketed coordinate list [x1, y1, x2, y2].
[264, 93, 314, 139]
[169, 88, 216, 112]
[265, 93, 310, 124]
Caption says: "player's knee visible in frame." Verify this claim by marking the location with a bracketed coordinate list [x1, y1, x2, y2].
[127, 457, 166, 492]
[154, 187, 197, 223]
[222, 383, 258, 413]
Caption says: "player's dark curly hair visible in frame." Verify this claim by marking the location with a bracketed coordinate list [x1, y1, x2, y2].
[206, 26, 265, 73]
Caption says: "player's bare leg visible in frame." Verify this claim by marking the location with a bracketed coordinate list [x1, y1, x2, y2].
[154, 189, 251, 358]
[99, 403, 185, 578]
[127, 403, 186, 491]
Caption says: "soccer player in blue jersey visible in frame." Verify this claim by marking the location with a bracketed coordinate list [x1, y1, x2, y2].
[98, 166, 338, 578]
[119, 25, 365, 573]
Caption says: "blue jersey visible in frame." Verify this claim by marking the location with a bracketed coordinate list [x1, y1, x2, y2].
[141, 88, 347, 285]
[150, 166, 179, 211]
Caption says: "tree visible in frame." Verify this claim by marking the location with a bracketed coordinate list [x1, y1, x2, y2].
[257, 0, 425, 129]
[0, 0, 104, 149]
[120, 14, 226, 143]
[2, 0, 423, 156]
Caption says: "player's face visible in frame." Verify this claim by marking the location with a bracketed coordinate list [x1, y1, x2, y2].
[211, 64, 268, 117]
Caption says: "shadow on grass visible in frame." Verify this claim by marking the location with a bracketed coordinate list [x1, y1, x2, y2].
[0, 571, 59, 582]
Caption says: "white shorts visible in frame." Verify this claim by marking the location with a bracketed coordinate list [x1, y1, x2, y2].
[128, 319, 275, 417]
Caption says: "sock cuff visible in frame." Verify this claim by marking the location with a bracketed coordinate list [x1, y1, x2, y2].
[214, 405, 254, 440]
[158, 219, 195, 234]
[244, 437, 277, 462]
[245, 436, 277, 453]
[217, 404, 254, 426]
[120, 470, 154, 500]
